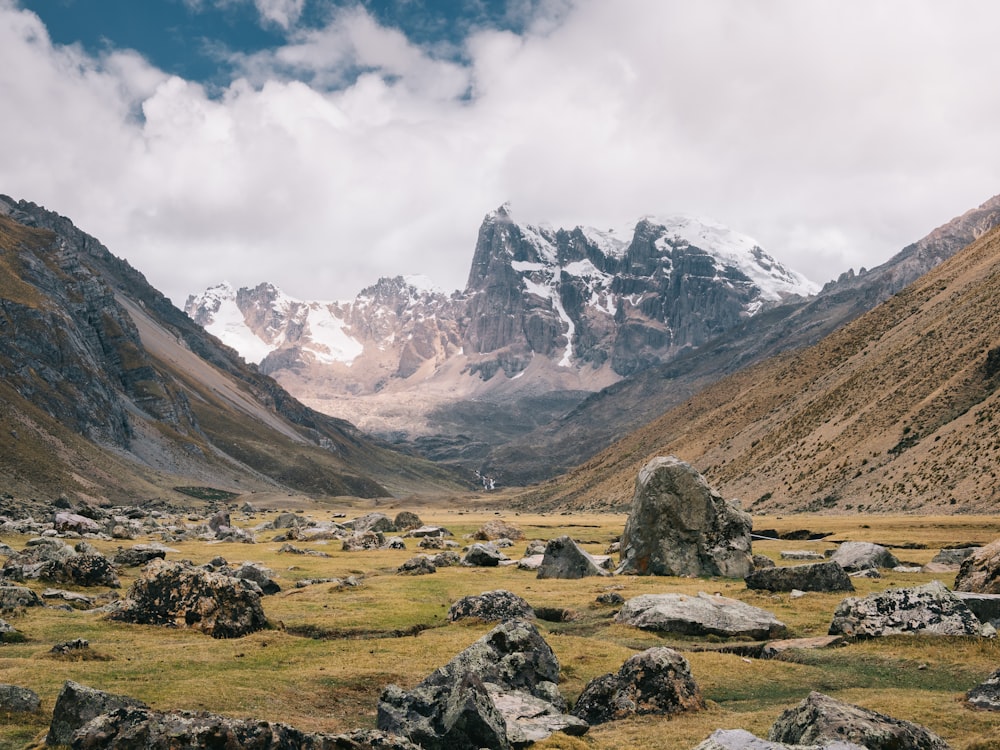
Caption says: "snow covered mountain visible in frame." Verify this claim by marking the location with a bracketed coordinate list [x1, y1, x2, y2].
[185, 205, 818, 447]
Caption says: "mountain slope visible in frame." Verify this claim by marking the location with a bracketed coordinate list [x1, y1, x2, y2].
[488, 194, 1000, 484]
[519, 221, 1000, 513]
[0, 196, 464, 503]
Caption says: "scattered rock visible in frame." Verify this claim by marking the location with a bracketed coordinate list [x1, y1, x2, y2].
[431, 551, 461, 568]
[51, 638, 90, 655]
[829, 542, 900, 572]
[616, 592, 787, 639]
[393, 511, 423, 531]
[70, 705, 421, 750]
[277, 543, 330, 558]
[779, 551, 825, 561]
[966, 667, 1000, 711]
[745, 561, 854, 593]
[955, 538, 1000, 594]
[473, 520, 525, 541]
[829, 580, 989, 638]
[0, 618, 21, 642]
[954, 591, 1000, 628]
[617, 456, 753, 578]
[385, 536, 407, 550]
[109, 559, 268, 638]
[931, 547, 980, 566]
[462, 542, 507, 567]
[342, 531, 386, 551]
[47, 680, 147, 746]
[760, 635, 846, 659]
[42, 588, 96, 609]
[271, 512, 308, 529]
[694, 728, 866, 750]
[0, 584, 43, 610]
[398, 556, 437, 575]
[447, 590, 535, 622]
[348, 512, 396, 534]
[752, 554, 776, 569]
[0, 684, 40, 712]
[232, 561, 280, 595]
[417, 536, 457, 550]
[768, 691, 950, 750]
[571, 647, 704, 725]
[54, 512, 102, 535]
[524, 540, 547, 556]
[377, 619, 586, 749]
[111, 545, 167, 567]
[849, 568, 881, 579]
[597, 592, 625, 606]
[407, 526, 452, 538]
[537, 535, 610, 579]
[517, 554, 544, 571]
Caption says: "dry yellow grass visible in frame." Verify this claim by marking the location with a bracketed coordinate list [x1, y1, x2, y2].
[2, 510, 999, 749]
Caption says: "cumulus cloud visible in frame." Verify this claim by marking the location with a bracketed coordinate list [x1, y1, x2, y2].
[2, 0, 1000, 306]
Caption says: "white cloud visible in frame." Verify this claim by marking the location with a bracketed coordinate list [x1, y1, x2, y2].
[2, 0, 1000, 306]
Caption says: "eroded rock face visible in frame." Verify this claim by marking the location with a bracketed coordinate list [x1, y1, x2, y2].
[108, 559, 267, 638]
[47, 680, 146, 746]
[447, 590, 535, 623]
[955, 538, 1000, 594]
[829, 580, 988, 638]
[768, 691, 950, 750]
[537, 535, 610, 579]
[572, 647, 704, 725]
[617, 457, 752, 578]
[829, 542, 900, 572]
[616, 592, 786, 639]
[377, 619, 586, 749]
[70, 705, 420, 750]
[745, 561, 854, 593]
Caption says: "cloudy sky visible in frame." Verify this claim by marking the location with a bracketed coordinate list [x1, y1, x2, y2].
[3, 0, 1000, 305]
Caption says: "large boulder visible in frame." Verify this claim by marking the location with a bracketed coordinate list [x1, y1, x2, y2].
[377, 619, 587, 749]
[616, 593, 787, 639]
[397, 555, 437, 575]
[0, 684, 40, 712]
[0, 585, 43, 610]
[745, 561, 854, 593]
[571, 647, 704, 725]
[768, 691, 950, 750]
[829, 542, 900, 572]
[967, 667, 1000, 711]
[70, 705, 420, 749]
[694, 728, 866, 750]
[111, 546, 167, 568]
[829, 580, 989, 638]
[393, 511, 423, 531]
[2, 539, 119, 587]
[473, 520, 525, 541]
[954, 538, 1000, 593]
[462, 542, 507, 567]
[536, 536, 610, 579]
[47, 680, 146, 746]
[617, 456, 752, 578]
[108, 559, 268, 638]
[348, 512, 396, 534]
[448, 590, 535, 623]
[54, 512, 102, 535]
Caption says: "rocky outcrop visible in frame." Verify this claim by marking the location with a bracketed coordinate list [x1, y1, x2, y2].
[966, 667, 1000, 711]
[2, 540, 119, 588]
[377, 619, 586, 749]
[954, 538, 1000, 593]
[768, 691, 951, 750]
[616, 593, 787, 639]
[447, 590, 535, 623]
[109, 559, 268, 638]
[829, 542, 900, 572]
[47, 680, 147, 746]
[745, 561, 854, 593]
[536, 535, 610, 579]
[617, 457, 753, 577]
[829, 580, 988, 638]
[571, 647, 704, 725]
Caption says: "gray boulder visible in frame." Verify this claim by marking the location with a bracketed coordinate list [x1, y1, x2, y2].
[109, 559, 268, 638]
[768, 691, 950, 750]
[3, 539, 119, 587]
[111, 546, 166, 567]
[617, 456, 752, 578]
[966, 667, 1000, 711]
[572, 647, 704, 725]
[70, 705, 420, 749]
[348, 512, 396, 534]
[0, 684, 40, 712]
[694, 728, 866, 750]
[232, 561, 280, 595]
[829, 542, 900, 572]
[448, 590, 535, 622]
[931, 547, 979, 567]
[745, 561, 854, 593]
[955, 591, 1000, 628]
[829, 580, 989, 638]
[473, 520, 525, 541]
[616, 592, 787, 639]
[463, 542, 506, 567]
[342, 530, 385, 551]
[47, 680, 146, 746]
[0, 584, 43, 610]
[432, 551, 461, 568]
[54, 512, 102, 535]
[377, 619, 585, 749]
[398, 556, 437, 575]
[955, 538, 1000, 593]
[537, 536, 610, 579]
[393, 511, 423, 530]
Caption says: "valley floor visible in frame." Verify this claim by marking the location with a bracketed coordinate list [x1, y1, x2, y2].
[2, 505, 1000, 749]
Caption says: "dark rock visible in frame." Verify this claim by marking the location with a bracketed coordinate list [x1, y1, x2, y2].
[571, 647, 704, 725]
[112, 546, 167, 567]
[207, 509, 231, 532]
[462, 542, 506, 567]
[966, 667, 1000, 711]
[0, 584, 43, 610]
[537, 535, 609, 579]
[745, 561, 854, 593]
[52, 638, 90, 654]
[0, 683, 40, 712]
[596, 592, 625, 605]
[385, 536, 407, 550]
[931, 547, 980, 566]
[109, 559, 268, 638]
[617, 456, 752, 578]
[616, 592, 787, 639]
[393, 511, 423, 530]
[752, 554, 776, 569]
[43, 553, 121, 588]
[398, 556, 437, 575]
[829, 542, 900, 572]
[233, 561, 280, 595]
[431, 551, 461, 567]
[69, 705, 421, 749]
[47, 680, 147, 746]
[448, 590, 534, 622]
[342, 531, 386, 551]
[955, 538, 1000, 594]
[768, 691, 950, 750]
[829, 580, 989, 638]
[954, 591, 1000, 627]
